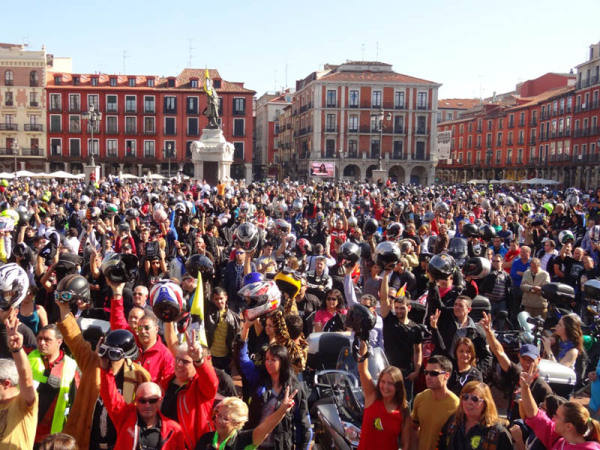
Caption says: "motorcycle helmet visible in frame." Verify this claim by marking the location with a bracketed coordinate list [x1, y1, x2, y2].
[242, 272, 264, 287]
[347, 216, 358, 228]
[363, 218, 379, 237]
[542, 203, 554, 216]
[0, 263, 29, 311]
[12, 242, 33, 261]
[185, 254, 214, 277]
[478, 224, 497, 241]
[239, 202, 250, 214]
[274, 269, 302, 299]
[235, 223, 260, 252]
[541, 282, 575, 304]
[558, 230, 575, 245]
[0, 217, 15, 233]
[345, 303, 376, 342]
[295, 238, 312, 256]
[125, 208, 139, 220]
[339, 242, 361, 264]
[274, 219, 291, 233]
[55, 274, 91, 305]
[462, 223, 479, 238]
[100, 329, 139, 361]
[150, 281, 184, 322]
[428, 254, 456, 280]
[422, 212, 435, 224]
[435, 201, 449, 214]
[152, 208, 168, 224]
[101, 253, 139, 283]
[15, 206, 31, 226]
[530, 214, 546, 227]
[131, 196, 142, 209]
[583, 279, 600, 299]
[105, 203, 118, 216]
[447, 237, 468, 266]
[386, 222, 404, 240]
[522, 203, 532, 213]
[359, 242, 372, 260]
[375, 241, 402, 269]
[238, 280, 281, 321]
[292, 198, 303, 212]
[463, 257, 491, 280]
[1, 210, 19, 224]
[590, 225, 600, 244]
[117, 222, 130, 234]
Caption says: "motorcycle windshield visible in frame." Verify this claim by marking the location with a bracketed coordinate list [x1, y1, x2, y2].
[335, 346, 389, 382]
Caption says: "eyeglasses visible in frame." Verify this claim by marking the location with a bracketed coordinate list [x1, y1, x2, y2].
[137, 397, 161, 405]
[461, 393, 485, 403]
[326, 297, 338, 301]
[138, 325, 155, 331]
[492, 259, 502, 263]
[97, 345, 125, 361]
[424, 370, 447, 377]
[175, 357, 193, 366]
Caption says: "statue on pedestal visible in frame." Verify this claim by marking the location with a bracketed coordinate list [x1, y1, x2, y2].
[203, 69, 220, 129]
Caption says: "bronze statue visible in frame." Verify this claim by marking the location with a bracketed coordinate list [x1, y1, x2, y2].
[204, 89, 220, 129]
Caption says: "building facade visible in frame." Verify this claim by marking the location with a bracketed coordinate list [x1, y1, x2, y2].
[437, 98, 481, 123]
[0, 43, 48, 172]
[45, 69, 255, 181]
[287, 61, 440, 184]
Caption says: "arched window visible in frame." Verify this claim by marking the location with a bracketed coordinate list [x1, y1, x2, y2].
[4, 70, 13, 86]
[30, 71, 39, 87]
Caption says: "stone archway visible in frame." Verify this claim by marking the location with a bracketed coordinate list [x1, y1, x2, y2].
[342, 164, 361, 181]
[410, 166, 427, 186]
[366, 165, 378, 181]
[388, 165, 406, 184]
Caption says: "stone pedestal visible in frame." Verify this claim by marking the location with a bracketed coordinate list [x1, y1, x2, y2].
[191, 128, 234, 185]
[84, 164, 100, 184]
[372, 169, 387, 183]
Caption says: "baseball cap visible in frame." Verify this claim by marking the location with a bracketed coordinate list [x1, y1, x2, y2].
[519, 344, 540, 360]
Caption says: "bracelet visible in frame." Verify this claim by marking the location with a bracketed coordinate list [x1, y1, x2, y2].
[11, 347, 22, 353]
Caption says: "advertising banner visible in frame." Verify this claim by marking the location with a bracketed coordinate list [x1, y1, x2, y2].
[310, 162, 335, 177]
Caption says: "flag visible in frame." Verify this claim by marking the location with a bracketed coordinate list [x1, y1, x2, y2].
[190, 272, 208, 346]
[397, 282, 407, 298]
[203, 68, 212, 95]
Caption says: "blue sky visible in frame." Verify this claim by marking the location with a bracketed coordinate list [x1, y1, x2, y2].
[3, 0, 600, 100]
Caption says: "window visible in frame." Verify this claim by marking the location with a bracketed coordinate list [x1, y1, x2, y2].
[233, 142, 244, 159]
[144, 117, 155, 134]
[326, 114, 336, 132]
[50, 139, 61, 156]
[50, 115, 61, 133]
[415, 141, 426, 160]
[496, 132, 502, 146]
[214, 80, 221, 89]
[348, 115, 358, 132]
[417, 92, 428, 109]
[187, 117, 199, 136]
[164, 117, 176, 135]
[190, 79, 198, 88]
[498, 118, 504, 129]
[233, 118, 245, 136]
[233, 98, 246, 115]
[348, 140, 358, 158]
[393, 141, 403, 159]
[69, 94, 80, 112]
[30, 71, 38, 87]
[125, 140, 136, 156]
[164, 97, 176, 113]
[370, 140, 380, 159]
[468, 122, 472, 132]
[372, 91, 382, 108]
[106, 95, 118, 113]
[106, 116, 118, 134]
[70, 139, 80, 156]
[506, 149, 512, 165]
[517, 148, 523, 164]
[164, 141, 176, 159]
[349, 90, 359, 108]
[459, 137, 463, 149]
[147, 78, 155, 87]
[395, 91, 405, 109]
[144, 141, 155, 157]
[4, 70, 13, 86]
[394, 116, 404, 133]
[416, 116, 426, 134]
[91, 77, 98, 86]
[168, 78, 175, 88]
[128, 78, 135, 87]
[110, 78, 117, 87]
[29, 91, 38, 107]
[466, 152, 472, 164]
[107, 140, 118, 157]
[50, 94, 61, 111]
[186, 141, 193, 158]
[54, 76, 62, 85]
[125, 117, 137, 134]
[144, 96, 155, 113]
[88, 139, 99, 156]
[468, 136, 472, 148]
[508, 114, 514, 128]
[187, 97, 198, 114]
[73, 76, 80, 86]
[326, 90, 337, 107]
[487, 120, 493, 131]
[88, 95, 99, 110]
[125, 96, 137, 113]
[69, 116, 81, 133]
[495, 150, 501, 164]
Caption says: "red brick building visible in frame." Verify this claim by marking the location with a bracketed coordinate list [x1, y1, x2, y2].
[437, 98, 481, 123]
[46, 69, 255, 179]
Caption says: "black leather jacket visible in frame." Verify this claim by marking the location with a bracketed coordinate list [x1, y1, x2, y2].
[204, 302, 240, 357]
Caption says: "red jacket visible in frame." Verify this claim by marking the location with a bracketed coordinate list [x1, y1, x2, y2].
[110, 297, 175, 383]
[100, 370, 186, 450]
[159, 357, 219, 449]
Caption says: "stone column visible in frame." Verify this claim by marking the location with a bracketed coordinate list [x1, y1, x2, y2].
[44, 162, 50, 173]
[404, 169, 412, 186]
[137, 164, 143, 177]
[156, 164, 161, 175]
[245, 163, 253, 184]
[428, 165, 436, 186]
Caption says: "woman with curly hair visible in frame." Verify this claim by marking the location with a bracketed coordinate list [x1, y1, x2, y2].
[314, 289, 347, 332]
[437, 381, 512, 449]
[542, 314, 583, 370]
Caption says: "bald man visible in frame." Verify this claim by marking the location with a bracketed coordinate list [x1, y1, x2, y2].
[100, 370, 185, 449]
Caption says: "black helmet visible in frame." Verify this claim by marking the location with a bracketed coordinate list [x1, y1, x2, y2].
[101, 253, 138, 283]
[345, 303, 376, 342]
[363, 218, 379, 237]
[235, 223, 260, 252]
[55, 274, 91, 305]
[462, 223, 479, 238]
[479, 224, 497, 241]
[541, 282, 575, 304]
[358, 242, 372, 260]
[131, 196, 142, 209]
[447, 237, 468, 266]
[125, 208, 139, 220]
[101, 329, 139, 361]
[185, 254, 215, 277]
[428, 254, 456, 280]
[16, 206, 31, 226]
[463, 257, 491, 280]
[339, 242, 361, 264]
[584, 279, 600, 299]
[117, 222, 130, 234]
[386, 222, 403, 240]
[375, 241, 401, 269]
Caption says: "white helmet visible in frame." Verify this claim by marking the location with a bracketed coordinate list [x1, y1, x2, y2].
[0, 263, 29, 310]
[590, 225, 600, 244]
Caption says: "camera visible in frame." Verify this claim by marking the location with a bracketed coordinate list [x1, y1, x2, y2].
[145, 241, 160, 259]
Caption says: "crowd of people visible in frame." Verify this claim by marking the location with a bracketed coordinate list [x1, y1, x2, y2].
[0, 174, 600, 449]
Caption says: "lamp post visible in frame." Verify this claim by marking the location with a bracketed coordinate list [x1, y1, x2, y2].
[166, 143, 174, 177]
[82, 105, 102, 167]
[371, 108, 392, 171]
[12, 140, 19, 176]
[337, 147, 347, 182]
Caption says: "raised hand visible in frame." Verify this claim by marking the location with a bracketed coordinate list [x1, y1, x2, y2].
[429, 309, 441, 329]
[519, 361, 538, 387]
[186, 329, 203, 362]
[278, 385, 298, 413]
[5, 309, 23, 352]
[479, 311, 492, 334]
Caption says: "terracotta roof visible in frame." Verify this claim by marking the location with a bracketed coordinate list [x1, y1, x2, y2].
[320, 70, 438, 85]
[438, 98, 481, 109]
[176, 68, 255, 93]
[0, 43, 21, 49]
[342, 61, 392, 66]
[507, 86, 574, 111]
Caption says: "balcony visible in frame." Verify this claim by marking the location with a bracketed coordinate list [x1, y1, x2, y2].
[325, 102, 339, 108]
[4, 101, 14, 107]
[415, 128, 428, 135]
[106, 106, 119, 114]
[5, 80, 13, 86]
[49, 105, 62, 112]
[144, 152, 156, 160]
[412, 152, 428, 161]
[476, 126, 482, 132]
[163, 129, 176, 136]
[70, 150, 81, 157]
[124, 152, 137, 160]
[416, 104, 428, 110]
[391, 152, 407, 160]
[106, 151, 118, 159]
[529, 137, 536, 145]
[69, 105, 81, 113]
[125, 128, 138, 135]
[517, 139, 525, 145]
[0, 124, 18, 131]
[24, 124, 43, 132]
[349, 103, 359, 109]
[144, 108, 156, 114]
[394, 103, 406, 110]
[508, 122, 514, 129]
[106, 127, 119, 135]
[394, 126, 404, 134]
[325, 126, 338, 133]
[530, 118, 537, 126]
[0, 147, 43, 157]
[186, 129, 199, 136]
[232, 109, 246, 116]
[125, 108, 137, 114]
[28, 102, 39, 108]
[348, 128, 359, 134]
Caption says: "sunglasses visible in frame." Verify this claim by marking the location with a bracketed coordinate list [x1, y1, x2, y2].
[138, 325, 155, 331]
[97, 345, 125, 361]
[175, 357, 193, 366]
[424, 370, 447, 377]
[461, 393, 485, 403]
[137, 397, 161, 405]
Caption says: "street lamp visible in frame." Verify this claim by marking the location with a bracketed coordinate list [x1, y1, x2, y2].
[82, 105, 102, 167]
[166, 143, 174, 177]
[337, 147, 347, 182]
[12, 140, 19, 176]
[370, 108, 392, 171]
